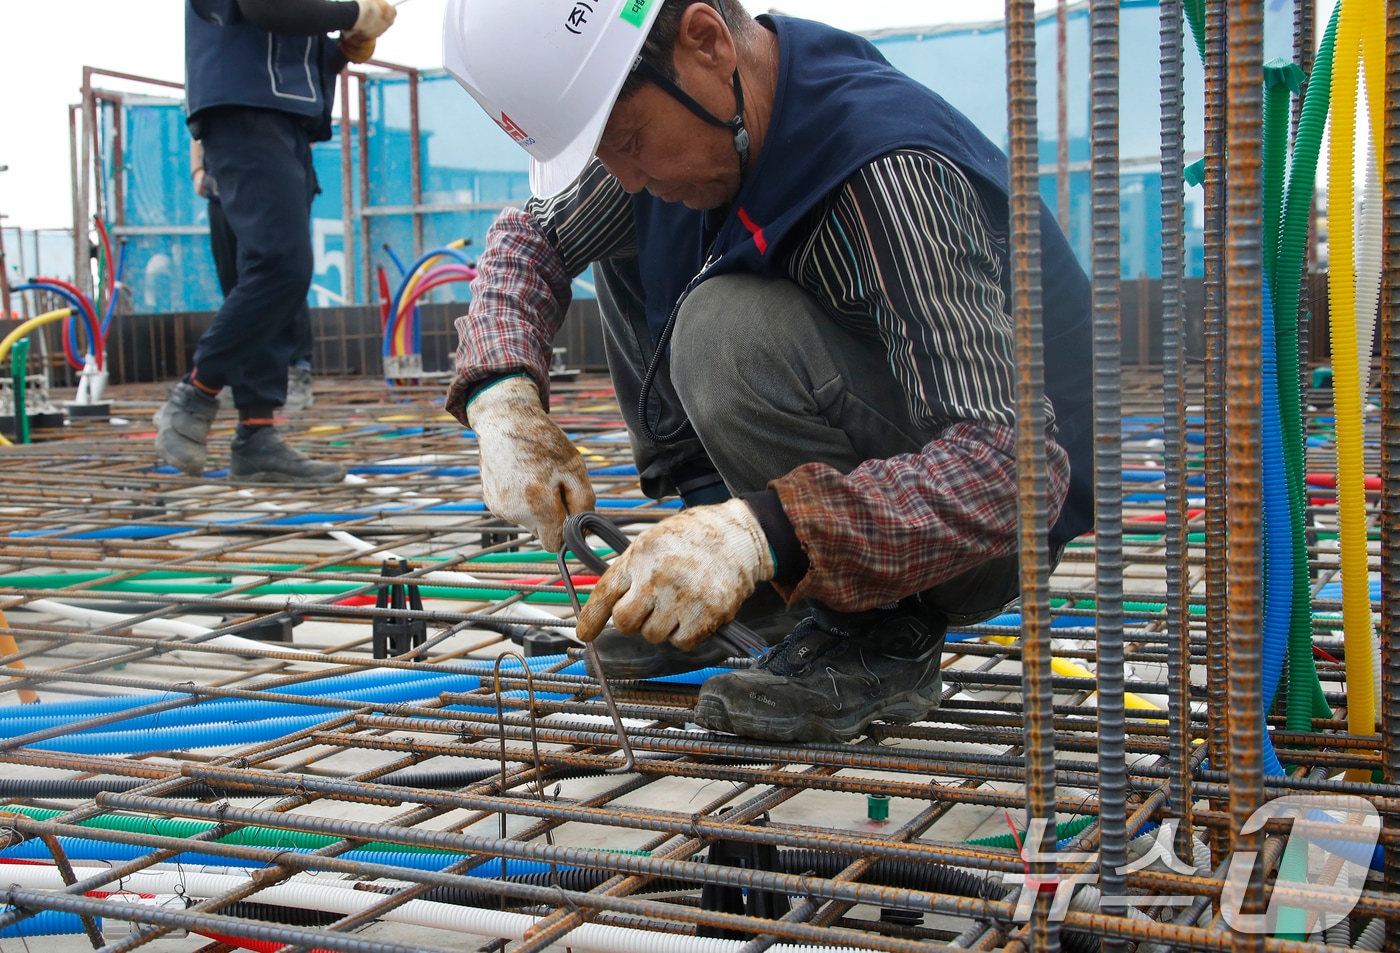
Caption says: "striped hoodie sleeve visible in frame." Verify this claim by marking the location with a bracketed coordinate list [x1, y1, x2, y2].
[446, 159, 635, 422]
[769, 148, 1071, 610]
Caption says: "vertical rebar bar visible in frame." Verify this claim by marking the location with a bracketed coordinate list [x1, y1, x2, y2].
[1201, 0, 1231, 813]
[1225, 0, 1267, 948]
[1380, 0, 1400, 894]
[1158, 0, 1195, 866]
[1058, 0, 1071, 232]
[408, 70, 423, 260]
[1006, 1, 1059, 949]
[1089, 0, 1127, 946]
[77, 71, 93, 296]
[340, 69, 357, 307]
[358, 76, 372, 308]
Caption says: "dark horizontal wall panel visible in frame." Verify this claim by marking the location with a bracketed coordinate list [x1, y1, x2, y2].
[101, 299, 607, 385]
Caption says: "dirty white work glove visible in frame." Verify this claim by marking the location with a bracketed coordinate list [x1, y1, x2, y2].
[576, 499, 775, 649]
[351, 0, 397, 38]
[467, 375, 595, 553]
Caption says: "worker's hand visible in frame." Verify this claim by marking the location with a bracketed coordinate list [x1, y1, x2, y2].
[338, 33, 376, 64]
[192, 167, 215, 199]
[466, 375, 595, 553]
[352, 0, 397, 38]
[575, 499, 774, 649]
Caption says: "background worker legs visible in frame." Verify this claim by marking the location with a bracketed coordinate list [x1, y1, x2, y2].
[208, 197, 316, 413]
[154, 108, 341, 484]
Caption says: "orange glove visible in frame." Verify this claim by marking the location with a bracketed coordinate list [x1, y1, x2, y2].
[339, 33, 377, 64]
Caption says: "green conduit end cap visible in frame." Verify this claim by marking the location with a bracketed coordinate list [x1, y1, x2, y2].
[1262, 57, 1306, 93]
[1183, 159, 1205, 187]
[867, 795, 890, 822]
[1312, 366, 1333, 388]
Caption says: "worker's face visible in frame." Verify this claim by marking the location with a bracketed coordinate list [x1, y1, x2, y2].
[597, 83, 741, 211]
[596, 5, 743, 210]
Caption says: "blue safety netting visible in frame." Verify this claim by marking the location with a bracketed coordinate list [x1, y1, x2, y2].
[71, 0, 1301, 315]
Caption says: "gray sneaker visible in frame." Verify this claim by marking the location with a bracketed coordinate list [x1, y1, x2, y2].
[284, 366, 315, 413]
[229, 427, 344, 484]
[593, 585, 805, 679]
[154, 381, 219, 476]
[693, 600, 947, 743]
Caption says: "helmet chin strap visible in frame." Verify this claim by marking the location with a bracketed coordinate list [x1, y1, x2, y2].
[631, 57, 750, 178]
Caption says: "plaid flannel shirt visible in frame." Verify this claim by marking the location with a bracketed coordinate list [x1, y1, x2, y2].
[447, 150, 1071, 610]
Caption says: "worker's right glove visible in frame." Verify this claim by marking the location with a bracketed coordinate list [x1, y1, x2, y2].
[466, 375, 596, 553]
[352, 0, 397, 39]
[575, 499, 775, 649]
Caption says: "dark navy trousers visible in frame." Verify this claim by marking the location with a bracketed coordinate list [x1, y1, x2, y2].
[192, 107, 316, 408]
[208, 196, 313, 369]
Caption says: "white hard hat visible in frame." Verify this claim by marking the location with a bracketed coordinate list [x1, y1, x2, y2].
[443, 0, 666, 197]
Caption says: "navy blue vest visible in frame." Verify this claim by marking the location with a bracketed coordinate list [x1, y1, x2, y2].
[632, 15, 1094, 548]
[185, 0, 340, 141]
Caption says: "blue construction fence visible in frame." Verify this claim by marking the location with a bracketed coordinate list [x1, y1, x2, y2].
[75, 0, 1303, 317]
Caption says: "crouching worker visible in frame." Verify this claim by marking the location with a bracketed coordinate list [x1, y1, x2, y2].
[442, 0, 1094, 742]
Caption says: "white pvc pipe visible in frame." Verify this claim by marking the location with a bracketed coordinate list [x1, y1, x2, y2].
[4, 864, 865, 953]
[23, 599, 270, 653]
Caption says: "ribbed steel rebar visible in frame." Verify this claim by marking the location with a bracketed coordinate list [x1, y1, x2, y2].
[1006, 0, 1059, 949]
[1225, 1, 1267, 950]
[1201, 0, 1230, 809]
[1381, 0, 1400, 894]
[1089, 2, 1128, 946]
[1158, 0, 1196, 867]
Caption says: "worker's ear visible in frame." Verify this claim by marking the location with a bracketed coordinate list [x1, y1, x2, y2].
[673, 2, 736, 75]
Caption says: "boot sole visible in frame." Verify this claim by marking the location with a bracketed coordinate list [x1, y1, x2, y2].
[598, 646, 737, 680]
[693, 685, 943, 744]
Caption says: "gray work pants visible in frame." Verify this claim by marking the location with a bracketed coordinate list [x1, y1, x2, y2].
[594, 261, 1024, 622]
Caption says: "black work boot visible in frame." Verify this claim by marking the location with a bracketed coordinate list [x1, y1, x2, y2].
[229, 427, 344, 484]
[154, 380, 219, 476]
[693, 598, 948, 743]
[593, 583, 806, 679]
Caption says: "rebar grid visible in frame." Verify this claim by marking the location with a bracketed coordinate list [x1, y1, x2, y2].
[3, 3, 1399, 950]
[0, 363, 1391, 953]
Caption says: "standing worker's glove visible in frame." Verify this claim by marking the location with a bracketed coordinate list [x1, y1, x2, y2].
[351, 0, 397, 38]
[338, 33, 377, 63]
[576, 500, 775, 649]
[467, 375, 595, 553]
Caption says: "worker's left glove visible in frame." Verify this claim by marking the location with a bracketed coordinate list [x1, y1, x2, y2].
[576, 499, 775, 650]
[338, 33, 377, 63]
[351, 0, 397, 38]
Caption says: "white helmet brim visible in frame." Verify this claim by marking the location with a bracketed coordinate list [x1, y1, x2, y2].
[528, 69, 618, 198]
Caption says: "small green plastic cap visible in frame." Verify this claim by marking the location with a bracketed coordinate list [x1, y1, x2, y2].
[1183, 158, 1205, 187]
[1263, 57, 1305, 93]
[867, 795, 890, 821]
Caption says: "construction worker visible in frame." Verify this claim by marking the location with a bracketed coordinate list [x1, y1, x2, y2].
[191, 139, 317, 414]
[157, 0, 395, 482]
[443, 0, 1094, 743]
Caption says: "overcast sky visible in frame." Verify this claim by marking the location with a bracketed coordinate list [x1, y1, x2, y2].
[0, 0, 1068, 231]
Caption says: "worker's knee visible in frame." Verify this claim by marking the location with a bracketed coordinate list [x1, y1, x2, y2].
[239, 238, 314, 298]
[671, 274, 821, 404]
